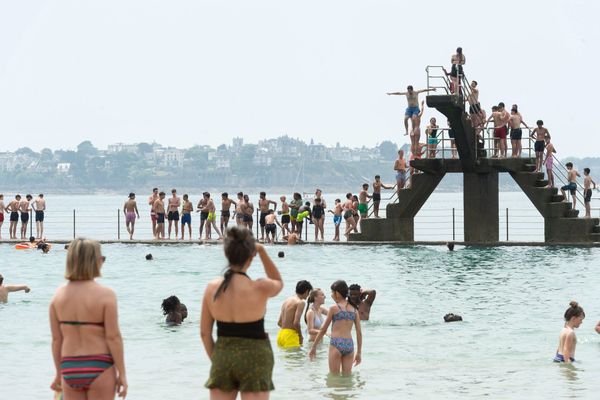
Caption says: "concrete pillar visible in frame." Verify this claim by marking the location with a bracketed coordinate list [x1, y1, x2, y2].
[463, 172, 499, 243]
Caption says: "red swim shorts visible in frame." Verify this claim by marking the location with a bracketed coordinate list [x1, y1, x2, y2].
[0, 213, 4, 223]
[151, 213, 157, 222]
[494, 126, 507, 139]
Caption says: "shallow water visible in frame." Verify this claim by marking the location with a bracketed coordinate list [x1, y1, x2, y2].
[1, 243, 600, 399]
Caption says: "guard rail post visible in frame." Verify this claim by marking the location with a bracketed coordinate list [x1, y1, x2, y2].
[117, 209, 121, 240]
[72, 209, 76, 239]
[452, 208, 455, 241]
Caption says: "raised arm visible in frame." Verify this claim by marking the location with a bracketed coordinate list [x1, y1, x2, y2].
[361, 289, 377, 306]
[387, 91, 406, 96]
[200, 289, 215, 358]
[103, 291, 128, 398]
[254, 243, 283, 297]
[417, 88, 437, 94]
[269, 199, 277, 210]
[7, 285, 30, 293]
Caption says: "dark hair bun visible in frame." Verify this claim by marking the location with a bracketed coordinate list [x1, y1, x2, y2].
[569, 301, 579, 308]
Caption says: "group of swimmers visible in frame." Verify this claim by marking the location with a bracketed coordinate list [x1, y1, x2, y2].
[276, 280, 376, 375]
[0, 193, 46, 240]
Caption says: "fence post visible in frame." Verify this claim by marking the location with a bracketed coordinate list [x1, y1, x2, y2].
[72, 209, 76, 239]
[506, 208, 509, 241]
[452, 208, 455, 241]
[117, 209, 121, 240]
[305, 217, 308, 241]
[256, 208, 259, 238]
[30, 213, 33, 238]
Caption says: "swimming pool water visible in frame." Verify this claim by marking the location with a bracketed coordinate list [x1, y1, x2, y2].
[1, 243, 599, 399]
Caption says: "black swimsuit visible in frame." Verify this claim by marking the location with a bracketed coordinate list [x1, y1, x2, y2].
[312, 205, 324, 219]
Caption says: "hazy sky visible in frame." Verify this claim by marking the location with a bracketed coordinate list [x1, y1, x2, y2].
[0, 0, 598, 156]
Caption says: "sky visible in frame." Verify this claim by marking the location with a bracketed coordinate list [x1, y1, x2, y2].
[0, 0, 598, 156]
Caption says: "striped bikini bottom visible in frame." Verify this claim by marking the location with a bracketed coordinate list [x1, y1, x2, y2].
[60, 354, 114, 391]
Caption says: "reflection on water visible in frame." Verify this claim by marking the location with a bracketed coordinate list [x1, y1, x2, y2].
[323, 372, 366, 400]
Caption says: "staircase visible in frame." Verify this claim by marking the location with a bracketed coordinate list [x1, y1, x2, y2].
[509, 161, 600, 242]
[350, 172, 445, 242]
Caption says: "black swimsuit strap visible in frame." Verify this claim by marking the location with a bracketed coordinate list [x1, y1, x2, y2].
[214, 269, 249, 300]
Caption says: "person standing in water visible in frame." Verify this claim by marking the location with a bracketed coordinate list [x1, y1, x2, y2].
[304, 288, 328, 342]
[554, 301, 585, 363]
[0, 273, 30, 303]
[123, 193, 140, 240]
[201, 227, 283, 398]
[309, 280, 362, 376]
[49, 239, 127, 398]
[277, 280, 313, 348]
[348, 284, 377, 321]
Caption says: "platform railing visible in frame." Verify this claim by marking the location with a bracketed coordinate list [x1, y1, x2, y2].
[548, 155, 597, 209]
[480, 127, 535, 159]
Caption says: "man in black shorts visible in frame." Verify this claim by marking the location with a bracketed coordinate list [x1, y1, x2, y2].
[6, 195, 21, 240]
[197, 192, 209, 239]
[220, 192, 236, 234]
[258, 192, 277, 241]
[19, 194, 32, 239]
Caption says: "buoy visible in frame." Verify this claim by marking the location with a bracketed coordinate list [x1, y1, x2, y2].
[15, 243, 32, 250]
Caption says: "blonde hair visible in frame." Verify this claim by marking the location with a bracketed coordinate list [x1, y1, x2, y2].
[65, 238, 102, 281]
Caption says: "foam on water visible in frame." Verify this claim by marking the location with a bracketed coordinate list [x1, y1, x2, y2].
[1, 243, 599, 399]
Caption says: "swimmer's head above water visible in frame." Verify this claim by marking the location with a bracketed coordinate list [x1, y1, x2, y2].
[295, 280, 313, 299]
[564, 301, 585, 327]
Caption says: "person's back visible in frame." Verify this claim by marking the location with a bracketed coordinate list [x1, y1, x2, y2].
[49, 238, 127, 398]
[277, 280, 313, 348]
[52, 280, 113, 354]
[201, 227, 283, 399]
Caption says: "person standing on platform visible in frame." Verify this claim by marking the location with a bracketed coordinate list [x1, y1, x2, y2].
[387, 86, 436, 136]
[543, 135, 556, 188]
[258, 192, 277, 242]
[167, 189, 181, 239]
[279, 196, 291, 236]
[180, 194, 193, 240]
[583, 168, 597, 218]
[6, 195, 20, 240]
[372, 175, 393, 218]
[148, 188, 159, 237]
[358, 184, 371, 219]
[560, 162, 580, 210]
[394, 150, 408, 193]
[289, 193, 303, 234]
[0, 194, 5, 239]
[449, 47, 466, 94]
[468, 80, 480, 115]
[509, 105, 530, 158]
[486, 106, 505, 158]
[220, 193, 236, 235]
[531, 120, 550, 172]
[32, 194, 46, 239]
[197, 193, 209, 239]
[154, 192, 166, 240]
[242, 194, 255, 231]
[234, 192, 245, 227]
[205, 193, 223, 240]
[19, 194, 32, 240]
[123, 193, 140, 240]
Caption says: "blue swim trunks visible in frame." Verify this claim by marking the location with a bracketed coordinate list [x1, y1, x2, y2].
[561, 182, 577, 195]
[181, 213, 192, 225]
[405, 106, 420, 117]
[333, 215, 342, 226]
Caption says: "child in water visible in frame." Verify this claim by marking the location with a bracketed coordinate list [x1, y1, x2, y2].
[162, 295, 184, 325]
[554, 301, 585, 363]
[309, 280, 362, 375]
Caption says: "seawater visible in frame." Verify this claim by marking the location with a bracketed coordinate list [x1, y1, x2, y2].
[1, 243, 599, 399]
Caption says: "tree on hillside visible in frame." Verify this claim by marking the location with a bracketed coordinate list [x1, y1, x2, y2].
[378, 140, 398, 161]
[137, 142, 154, 154]
[15, 147, 37, 157]
[77, 141, 98, 156]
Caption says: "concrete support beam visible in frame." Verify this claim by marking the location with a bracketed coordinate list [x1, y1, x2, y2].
[464, 172, 499, 242]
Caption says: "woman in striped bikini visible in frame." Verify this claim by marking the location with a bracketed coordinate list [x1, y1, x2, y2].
[49, 238, 127, 399]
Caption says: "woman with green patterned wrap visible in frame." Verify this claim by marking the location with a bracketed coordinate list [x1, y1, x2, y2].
[201, 227, 283, 399]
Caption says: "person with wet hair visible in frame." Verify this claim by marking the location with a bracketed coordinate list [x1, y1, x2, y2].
[179, 303, 188, 322]
[304, 288, 328, 342]
[554, 301, 585, 363]
[201, 226, 283, 398]
[277, 280, 313, 348]
[595, 320, 600, 335]
[309, 280, 362, 376]
[162, 295, 183, 325]
[348, 284, 377, 321]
